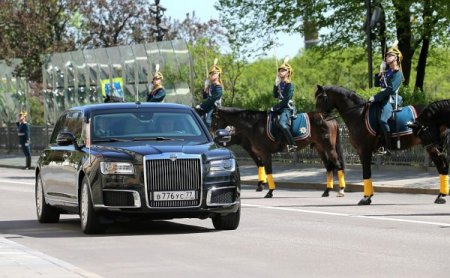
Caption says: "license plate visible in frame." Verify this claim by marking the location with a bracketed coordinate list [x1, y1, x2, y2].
[153, 191, 196, 201]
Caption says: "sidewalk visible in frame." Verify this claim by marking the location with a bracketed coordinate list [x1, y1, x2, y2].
[0, 153, 442, 195]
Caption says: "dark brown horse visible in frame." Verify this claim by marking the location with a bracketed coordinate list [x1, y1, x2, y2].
[211, 107, 346, 198]
[408, 99, 450, 201]
[315, 85, 449, 205]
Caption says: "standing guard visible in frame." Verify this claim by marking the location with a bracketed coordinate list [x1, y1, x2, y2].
[17, 111, 32, 170]
[270, 57, 297, 152]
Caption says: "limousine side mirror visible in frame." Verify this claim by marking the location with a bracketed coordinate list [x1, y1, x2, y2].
[56, 132, 77, 146]
[214, 129, 231, 145]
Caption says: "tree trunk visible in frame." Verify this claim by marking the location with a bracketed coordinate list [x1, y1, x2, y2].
[393, 0, 414, 86]
[414, 0, 433, 92]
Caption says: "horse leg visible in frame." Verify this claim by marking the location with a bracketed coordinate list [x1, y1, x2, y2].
[257, 166, 267, 192]
[317, 151, 333, 197]
[326, 149, 347, 197]
[247, 151, 267, 192]
[426, 147, 449, 204]
[334, 127, 346, 197]
[358, 152, 374, 205]
[263, 155, 275, 198]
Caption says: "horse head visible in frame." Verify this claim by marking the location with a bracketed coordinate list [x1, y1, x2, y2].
[315, 85, 369, 118]
[211, 107, 237, 137]
[315, 85, 333, 115]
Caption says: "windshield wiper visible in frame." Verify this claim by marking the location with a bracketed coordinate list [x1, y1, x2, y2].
[132, 137, 184, 141]
[92, 138, 131, 143]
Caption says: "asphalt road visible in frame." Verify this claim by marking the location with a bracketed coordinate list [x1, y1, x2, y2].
[1, 167, 450, 277]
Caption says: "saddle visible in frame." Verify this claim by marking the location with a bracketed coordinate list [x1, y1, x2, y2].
[266, 113, 310, 142]
[365, 104, 418, 137]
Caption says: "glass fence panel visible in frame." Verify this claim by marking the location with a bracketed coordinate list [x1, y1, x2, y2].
[1, 40, 197, 124]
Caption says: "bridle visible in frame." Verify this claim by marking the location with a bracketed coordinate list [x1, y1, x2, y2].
[315, 89, 368, 118]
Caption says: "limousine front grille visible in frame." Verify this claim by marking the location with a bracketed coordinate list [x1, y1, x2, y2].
[145, 156, 202, 208]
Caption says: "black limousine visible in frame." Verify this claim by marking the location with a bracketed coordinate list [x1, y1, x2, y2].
[35, 102, 240, 234]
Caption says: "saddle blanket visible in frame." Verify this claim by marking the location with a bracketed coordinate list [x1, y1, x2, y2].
[266, 113, 310, 142]
[365, 104, 418, 136]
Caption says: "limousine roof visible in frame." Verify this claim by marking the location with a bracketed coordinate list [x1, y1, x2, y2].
[70, 102, 191, 113]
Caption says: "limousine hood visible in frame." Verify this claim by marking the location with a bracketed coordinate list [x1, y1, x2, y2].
[89, 141, 233, 162]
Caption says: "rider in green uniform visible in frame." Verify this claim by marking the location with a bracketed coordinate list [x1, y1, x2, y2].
[271, 61, 297, 152]
[147, 68, 166, 102]
[196, 60, 223, 129]
[370, 41, 403, 155]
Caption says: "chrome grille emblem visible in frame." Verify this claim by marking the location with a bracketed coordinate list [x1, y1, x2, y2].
[169, 154, 177, 162]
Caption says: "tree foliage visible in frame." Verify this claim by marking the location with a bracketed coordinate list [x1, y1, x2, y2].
[0, 0, 79, 80]
[216, 0, 450, 90]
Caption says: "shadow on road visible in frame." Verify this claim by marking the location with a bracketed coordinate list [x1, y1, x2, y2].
[0, 217, 215, 238]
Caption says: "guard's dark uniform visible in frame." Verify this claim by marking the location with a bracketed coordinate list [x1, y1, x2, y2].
[200, 83, 223, 129]
[197, 60, 223, 130]
[372, 44, 404, 153]
[147, 86, 166, 102]
[17, 117, 31, 169]
[147, 69, 166, 102]
[271, 62, 296, 151]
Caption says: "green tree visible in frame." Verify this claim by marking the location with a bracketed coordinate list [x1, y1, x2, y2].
[0, 0, 78, 81]
[216, 0, 450, 91]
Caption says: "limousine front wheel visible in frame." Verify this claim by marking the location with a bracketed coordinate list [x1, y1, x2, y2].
[35, 174, 60, 223]
[80, 177, 105, 234]
[212, 206, 240, 230]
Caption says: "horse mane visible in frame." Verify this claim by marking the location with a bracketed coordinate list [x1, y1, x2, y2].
[324, 85, 366, 105]
[218, 107, 266, 123]
[416, 99, 450, 125]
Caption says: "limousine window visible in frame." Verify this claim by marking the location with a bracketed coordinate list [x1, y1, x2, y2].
[91, 111, 205, 141]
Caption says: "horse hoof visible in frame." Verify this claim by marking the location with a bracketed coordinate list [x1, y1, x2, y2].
[358, 197, 372, 205]
[322, 191, 330, 197]
[264, 190, 273, 198]
[336, 192, 345, 197]
[435, 197, 446, 204]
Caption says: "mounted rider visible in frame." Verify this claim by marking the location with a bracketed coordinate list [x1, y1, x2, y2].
[270, 58, 297, 152]
[147, 64, 166, 102]
[370, 40, 404, 155]
[196, 58, 223, 129]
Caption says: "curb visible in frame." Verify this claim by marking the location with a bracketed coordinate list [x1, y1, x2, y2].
[241, 179, 440, 195]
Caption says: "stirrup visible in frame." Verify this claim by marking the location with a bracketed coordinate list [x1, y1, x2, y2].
[287, 145, 298, 152]
[375, 146, 391, 156]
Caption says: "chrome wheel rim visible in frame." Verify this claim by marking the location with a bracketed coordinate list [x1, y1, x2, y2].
[36, 178, 43, 217]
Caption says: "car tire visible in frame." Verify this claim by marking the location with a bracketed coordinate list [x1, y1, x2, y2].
[35, 173, 60, 223]
[80, 177, 105, 234]
[212, 205, 240, 230]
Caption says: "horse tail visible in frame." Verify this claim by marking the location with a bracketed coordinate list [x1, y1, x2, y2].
[335, 123, 346, 171]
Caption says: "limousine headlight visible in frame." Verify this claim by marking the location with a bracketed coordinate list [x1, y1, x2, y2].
[100, 162, 134, 175]
[209, 158, 236, 173]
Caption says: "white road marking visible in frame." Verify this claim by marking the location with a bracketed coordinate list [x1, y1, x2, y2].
[243, 203, 450, 227]
[0, 179, 34, 185]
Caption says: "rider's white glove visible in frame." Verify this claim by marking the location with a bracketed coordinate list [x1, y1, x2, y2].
[195, 104, 201, 110]
[369, 96, 375, 102]
[274, 76, 281, 86]
[379, 61, 386, 74]
[204, 79, 209, 88]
